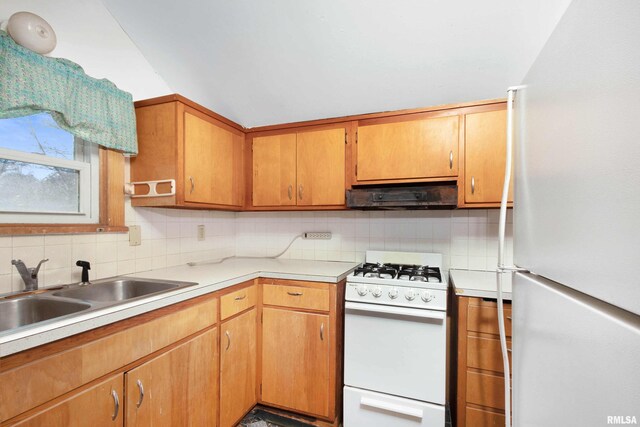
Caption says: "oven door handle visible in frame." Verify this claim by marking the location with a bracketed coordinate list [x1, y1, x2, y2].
[360, 396, 424, 419]
[345, 301, 445, 321]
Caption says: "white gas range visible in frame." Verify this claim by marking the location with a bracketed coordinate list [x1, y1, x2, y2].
[343, 251, 448, 427]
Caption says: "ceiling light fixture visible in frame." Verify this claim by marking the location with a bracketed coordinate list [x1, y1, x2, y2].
[3, 11, 57, 55]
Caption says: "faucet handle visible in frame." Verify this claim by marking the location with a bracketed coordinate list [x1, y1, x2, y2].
[32, 259, 49, 276]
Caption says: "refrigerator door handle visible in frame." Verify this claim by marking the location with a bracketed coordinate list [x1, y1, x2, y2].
[496, 85, 526, 427]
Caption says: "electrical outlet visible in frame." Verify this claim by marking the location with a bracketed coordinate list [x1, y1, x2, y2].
[303, 232, 332, 240]
[129, 225, 141, 246]
[197, 224, 205, 241]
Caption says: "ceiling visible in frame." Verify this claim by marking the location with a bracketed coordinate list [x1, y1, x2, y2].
[101, 0, 571, 127]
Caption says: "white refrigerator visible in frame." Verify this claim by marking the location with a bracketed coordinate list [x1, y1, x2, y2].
[507, 0, 640, 426]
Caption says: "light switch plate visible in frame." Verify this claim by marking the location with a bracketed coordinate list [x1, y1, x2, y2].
[129, 225, 141, 246]
[197, 224, 205, 241]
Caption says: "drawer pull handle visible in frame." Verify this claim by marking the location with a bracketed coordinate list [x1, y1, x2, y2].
[320, 323, 324, 341]
[189, 176, 195, 194]
[111, 389, 120, 421]
[449, 150, 453, 169]
[234, 295, 246, 301]
[360, 396, 423, 419]
[507, 348, 512, 353]
[225, 331, 231, 351]
[287, 291, 303, 296]
[507, 316, 512, 320]
[471, 176, 476, 194]
[288, 184, 293, 200]
[136, 380, 144, 408]
[298, 184, 303, 200]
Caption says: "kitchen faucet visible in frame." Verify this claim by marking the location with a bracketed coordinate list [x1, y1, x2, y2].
[11, 259, 49, 291]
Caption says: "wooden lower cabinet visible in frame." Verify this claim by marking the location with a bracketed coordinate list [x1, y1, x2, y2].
[125, 328, 218, 427]
[11, 375, 124, 427]
[455, 296, 512, 427]
[220, 308, 258, 427]
[261, 307, 331, 418]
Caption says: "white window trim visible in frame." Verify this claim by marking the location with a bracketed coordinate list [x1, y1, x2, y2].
[0, 144, 100, 224]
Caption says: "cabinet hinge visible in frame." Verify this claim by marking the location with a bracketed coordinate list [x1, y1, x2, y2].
[356, 130, 358, 144]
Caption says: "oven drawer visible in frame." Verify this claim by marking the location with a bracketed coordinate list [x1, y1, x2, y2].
[263, 282, 330, 312]
[344, 386, 445, 427]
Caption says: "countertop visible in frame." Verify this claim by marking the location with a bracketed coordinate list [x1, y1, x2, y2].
[0, 258, 358, 357]
[449, 269, 513, 300]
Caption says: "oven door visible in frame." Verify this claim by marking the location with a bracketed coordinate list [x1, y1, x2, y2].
[344, 301, 446, 404]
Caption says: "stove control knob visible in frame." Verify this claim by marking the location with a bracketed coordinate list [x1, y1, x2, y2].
[421, 290, 434, 302]
[371, 286, 383, 298]
[405, 289, 416, 301]
[388, 287, 399, 299]
[357, 285, 369, 296]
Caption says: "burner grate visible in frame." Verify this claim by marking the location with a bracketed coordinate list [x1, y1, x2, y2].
[354, 262, 442, 283]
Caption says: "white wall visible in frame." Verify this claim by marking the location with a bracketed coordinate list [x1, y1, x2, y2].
[0, 0, 171, 100]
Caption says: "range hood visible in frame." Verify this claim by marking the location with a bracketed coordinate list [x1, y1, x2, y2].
[346, 184, 458, 210]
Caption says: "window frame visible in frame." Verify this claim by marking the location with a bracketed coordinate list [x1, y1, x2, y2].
[0, 144, 100, 224]
[0, 147, 127, 235]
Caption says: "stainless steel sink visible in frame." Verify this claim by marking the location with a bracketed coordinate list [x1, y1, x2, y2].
[0, 297, 91, 333]
[53, 279, 181, 302]
[0, 277, 197, 335]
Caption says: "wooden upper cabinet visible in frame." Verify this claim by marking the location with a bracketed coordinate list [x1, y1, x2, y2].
[462, 107, 512, 206]
[131, 95, 245, 210]
[356, 115, 459, 182]
[250, 126, 346, 208]
[261, 307, 331, 418]
[252, 133, 297, 206]
[125, 328, 218, 427]
[184, 109, 243, 206]
[297, 128, 346, 206]
[220, 308, 257, 427]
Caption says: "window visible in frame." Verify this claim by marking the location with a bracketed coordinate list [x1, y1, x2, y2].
[0, 113, 99, 224]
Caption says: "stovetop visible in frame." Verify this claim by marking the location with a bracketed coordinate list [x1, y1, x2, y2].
[352, 262, 442, 283]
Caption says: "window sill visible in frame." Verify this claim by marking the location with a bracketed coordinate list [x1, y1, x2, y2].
[0, 224, 129, 235]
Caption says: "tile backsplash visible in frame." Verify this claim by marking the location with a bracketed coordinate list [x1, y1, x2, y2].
[0, 205, 512, 294]
[235, 209, 513, 272]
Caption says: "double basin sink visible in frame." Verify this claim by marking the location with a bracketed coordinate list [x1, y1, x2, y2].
[0, 278, 198, 334]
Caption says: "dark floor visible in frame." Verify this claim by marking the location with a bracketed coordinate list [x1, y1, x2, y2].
[239, 408, 315, 427]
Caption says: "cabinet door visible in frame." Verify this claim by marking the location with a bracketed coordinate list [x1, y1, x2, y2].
[464, 109, 512, 204]
[125, 328, 218, 427]
[296, 128, 345, 206]
[13, 374, 123, 427]
[220, 309, 257, 427]
[261, 308, 330, 417]
[184, 110, 243, 206]
[357, 115, 459, 181]
[252, 133, 297, 206]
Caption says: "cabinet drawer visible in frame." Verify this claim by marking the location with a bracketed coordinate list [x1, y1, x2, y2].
[467, 303, 512, 337]
[220, 284, 257, 320]
[467, 336, 511, 373]
[263, 283, 330, 312]
[465, 406, 506, 427]
[466, 371, 505, 410]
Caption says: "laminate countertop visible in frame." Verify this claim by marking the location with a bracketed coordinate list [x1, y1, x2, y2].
[449, 269, 513, 300]
[0, 257, 358, 357]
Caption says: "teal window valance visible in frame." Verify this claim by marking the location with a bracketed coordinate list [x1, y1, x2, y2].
[0, 30, 138, 155]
